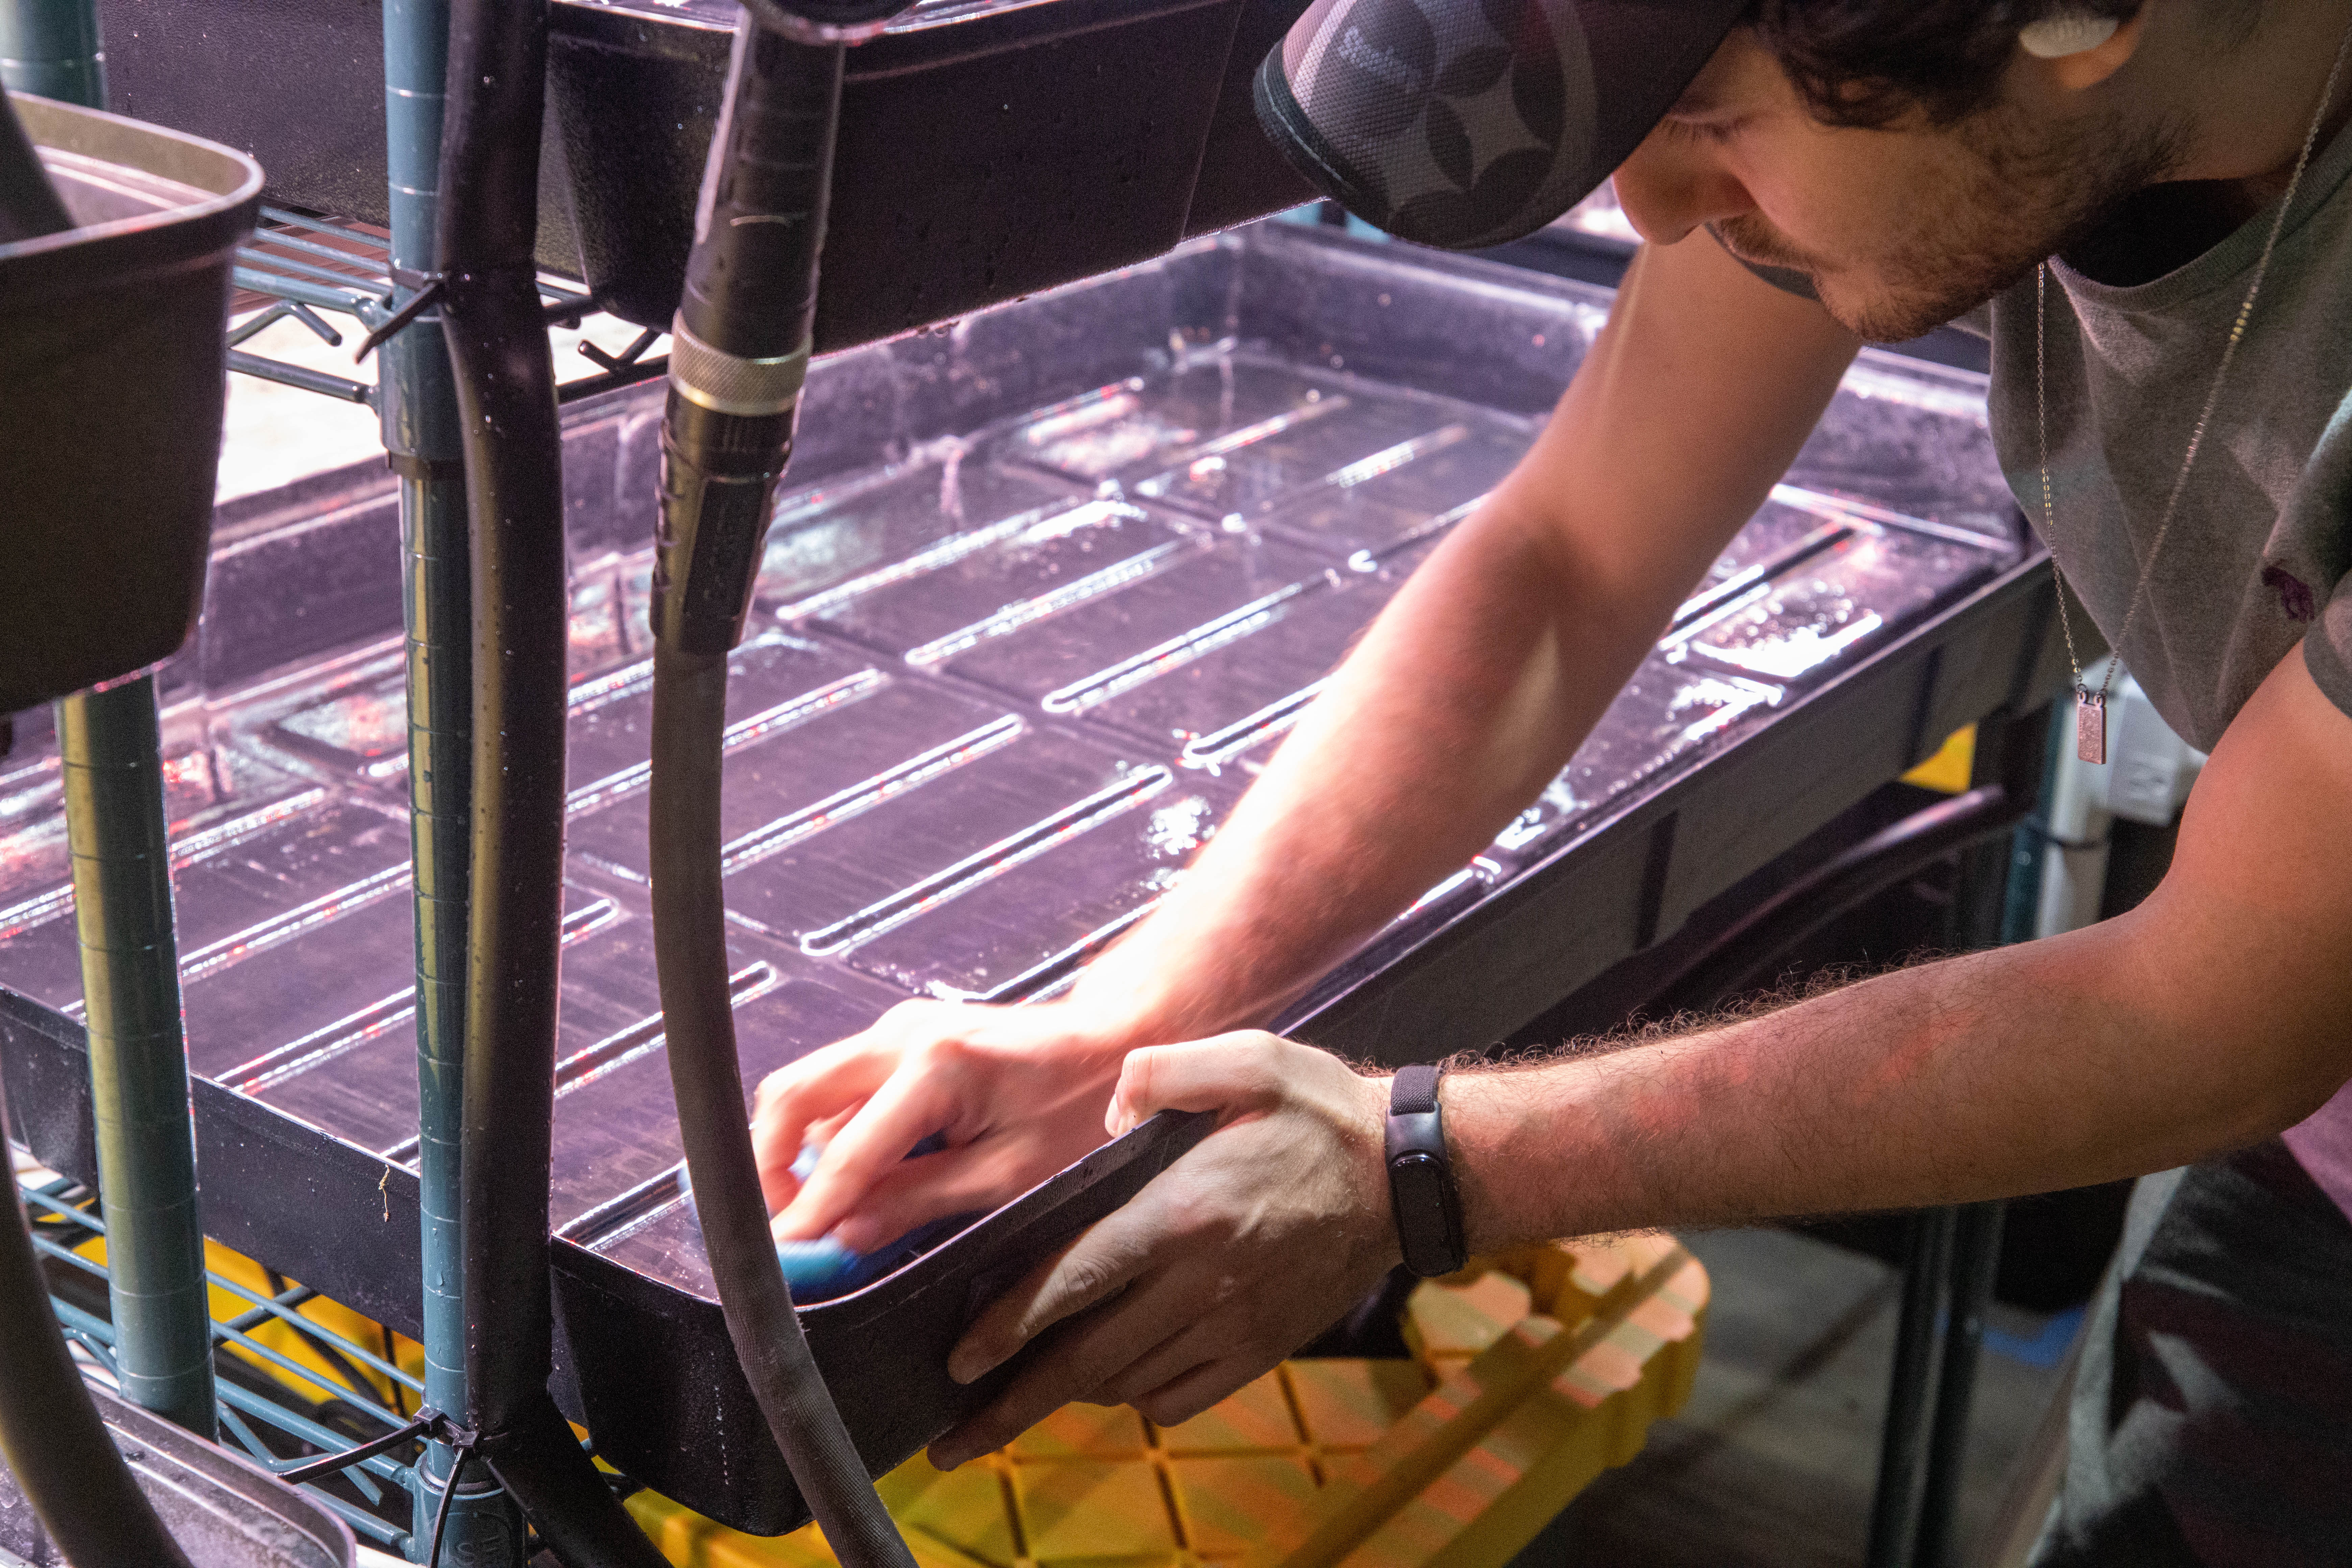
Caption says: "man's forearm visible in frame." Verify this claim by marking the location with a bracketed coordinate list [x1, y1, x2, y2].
[1450, 910, 2343, 1250]
[1452, 648, 2352, 1246]
[1069, 236, 1862, 1047]
[1069, 496, 1659, 1042]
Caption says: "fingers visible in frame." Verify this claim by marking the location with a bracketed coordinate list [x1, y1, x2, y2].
[1106, 1031, 1294, 1135]
[919, 1036, 1397, 1473]
[758, 997, 1136, 1244]
[932, 1257, 1197, 1468]
[828, 1141, 1036, 1254]
[1129, 1354, 1264, 1431]
[751, 1039, 898, 1215]
[930, 1309, 1275, 1467]
[1089, 1321, 1221, 1414]
[947, 1206, 1156, 1387]
[772, 1064, 959, 1241]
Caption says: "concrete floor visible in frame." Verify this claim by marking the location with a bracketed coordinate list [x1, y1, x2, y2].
[1531, 1227, 2077, 1568]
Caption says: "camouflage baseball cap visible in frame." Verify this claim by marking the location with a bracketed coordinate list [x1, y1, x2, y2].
[1255, 0, 1747, 250]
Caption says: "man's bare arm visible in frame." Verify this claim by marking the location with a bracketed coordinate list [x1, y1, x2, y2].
[1067, 231, 1862, 1038]
[1451, 645, 2352, 1246]
[757, 231, 1862, 1247]
[930, 648, 2352, 1463]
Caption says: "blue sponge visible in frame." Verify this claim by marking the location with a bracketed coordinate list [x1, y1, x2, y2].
[772, 1133, 977, 1303]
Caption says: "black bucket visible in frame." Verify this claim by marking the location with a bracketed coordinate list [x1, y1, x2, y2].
[0, 93, 262, 715]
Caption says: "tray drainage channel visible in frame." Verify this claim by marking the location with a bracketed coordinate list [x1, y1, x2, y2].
[797, 766, 1174, 958]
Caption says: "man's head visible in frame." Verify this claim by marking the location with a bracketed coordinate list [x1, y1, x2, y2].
[1261, 0, 2324, 343]
[1626, 1, 2260, 341]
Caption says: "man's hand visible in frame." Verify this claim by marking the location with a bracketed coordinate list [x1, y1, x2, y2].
[754, 998, 1142, 1252]
[928, 1034, 1397, 1469]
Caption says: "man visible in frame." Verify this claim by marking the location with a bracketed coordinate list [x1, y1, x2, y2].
[754, 2, 2352, 1560]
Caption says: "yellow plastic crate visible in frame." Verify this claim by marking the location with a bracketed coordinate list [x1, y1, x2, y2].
[629, 1233, 1708, 1568]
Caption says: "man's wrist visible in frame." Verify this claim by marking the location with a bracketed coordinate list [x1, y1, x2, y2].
[1024, 985, 1158, 1054]
[1063, 968, 1236, 1058]
[1442, 1068, 1599, 1254]
[1384, 1064, 1469, 1276]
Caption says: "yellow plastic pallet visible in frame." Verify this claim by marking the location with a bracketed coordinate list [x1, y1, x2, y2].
[629, 1233, 1708, 1568]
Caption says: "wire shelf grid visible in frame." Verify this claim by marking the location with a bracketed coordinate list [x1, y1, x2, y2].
[18, 1168, 437, 1554]
[230, 206, 660, 410]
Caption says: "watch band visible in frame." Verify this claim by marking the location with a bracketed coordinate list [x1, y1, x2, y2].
[1385, 1063, 1467, 1278]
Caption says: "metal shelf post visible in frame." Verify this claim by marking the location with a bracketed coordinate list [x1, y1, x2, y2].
[0, 0, 104, 106]
[52, 684, 220, 1436]
[6, 0, 220, 1443]
[379, 0, 522, 1557]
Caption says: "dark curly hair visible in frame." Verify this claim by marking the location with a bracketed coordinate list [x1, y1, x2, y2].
[1748, 0, 2150, 127]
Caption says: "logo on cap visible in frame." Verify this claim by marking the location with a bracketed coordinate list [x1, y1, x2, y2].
[1281, 0, 1593, 249]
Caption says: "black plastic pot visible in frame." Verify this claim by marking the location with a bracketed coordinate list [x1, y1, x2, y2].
[0, 94, 262, 715]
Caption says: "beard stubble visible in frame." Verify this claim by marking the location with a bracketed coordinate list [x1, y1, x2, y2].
[1717, 102, 2181, 343]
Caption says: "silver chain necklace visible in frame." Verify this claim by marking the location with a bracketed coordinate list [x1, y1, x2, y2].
[2036, 17, 2352, 763]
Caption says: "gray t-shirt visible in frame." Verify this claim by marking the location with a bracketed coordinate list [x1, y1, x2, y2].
[1981, 128, 2352, 1216]
[1722, 122, 2352, 1211]
[1984, 130, 2352, 754]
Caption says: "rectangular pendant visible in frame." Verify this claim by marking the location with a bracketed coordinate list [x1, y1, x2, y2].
[2076, 692, 2106, 765]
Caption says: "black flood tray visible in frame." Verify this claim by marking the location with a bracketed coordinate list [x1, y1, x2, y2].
[0, 989, 1206, 1537]
[95, 0, 1317, 340]
[0, 223, 2061, 1530]
[562, 1106, 1215, 1522]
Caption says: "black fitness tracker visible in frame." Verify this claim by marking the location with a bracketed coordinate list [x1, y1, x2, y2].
[1385, 1062, 1468, 1278]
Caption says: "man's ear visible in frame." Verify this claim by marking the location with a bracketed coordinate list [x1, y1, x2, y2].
[2022, 4, 2148, 92]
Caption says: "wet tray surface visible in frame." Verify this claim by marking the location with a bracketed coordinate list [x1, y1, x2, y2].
[0, 224, 2026, 1529]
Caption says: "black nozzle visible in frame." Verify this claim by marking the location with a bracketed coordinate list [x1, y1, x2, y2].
[653, 22, 842, 656]
[655, 393, 798, 654]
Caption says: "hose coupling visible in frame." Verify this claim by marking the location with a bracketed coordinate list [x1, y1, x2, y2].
[667, 314, 810, 418]
[654, 316, 811, 656]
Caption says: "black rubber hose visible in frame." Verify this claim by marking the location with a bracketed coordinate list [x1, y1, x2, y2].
[438, 0, 566, 1441]
[0, 1072, 197, 1568]
[655, 27, 842, 660]
[652, 650, 913, 1568]
[481, 1393, 665, 1568]
[431, 0, 671, 1562]
[678, 24, 838, 359]
[649, 16, 915, 1568]
[444, 248, 567, 1458]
